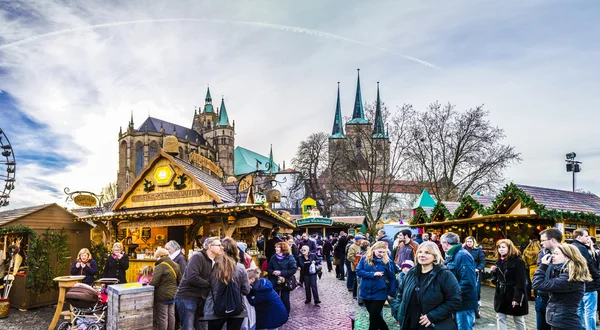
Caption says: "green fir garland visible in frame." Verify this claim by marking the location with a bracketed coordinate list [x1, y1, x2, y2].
[26, 228, 70, 295]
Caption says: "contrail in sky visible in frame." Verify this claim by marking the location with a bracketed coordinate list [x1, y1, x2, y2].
[0, 18, 440, 69]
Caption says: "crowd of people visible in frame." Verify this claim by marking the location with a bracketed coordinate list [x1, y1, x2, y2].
[76, 225, 600, 330]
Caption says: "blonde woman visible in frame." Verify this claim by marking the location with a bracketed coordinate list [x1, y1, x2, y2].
[70, 248, 98, 286]
[490, 239, 528, 330]
[533, 243, 591, 330]
[394, 241, 461, 330]
[356, 241, 397, 330]
[522, 236, 541, 299]
[464, 236, 486, 318]
[102, 242, 129, 283]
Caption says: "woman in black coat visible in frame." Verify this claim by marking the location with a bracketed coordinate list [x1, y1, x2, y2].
[532, 243, 591, 330]
[267, 241, 297, 315]
[464, 236, 486, 318]
[490, 239, 528, 330]
[102, 242, 130, 283]
[70, 248, 98, 286]
[396, 242, 462, 330]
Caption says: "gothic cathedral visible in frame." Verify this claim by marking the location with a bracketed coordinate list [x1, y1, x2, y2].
[329, 70, 390, 177]
[116, 87, 235, 197]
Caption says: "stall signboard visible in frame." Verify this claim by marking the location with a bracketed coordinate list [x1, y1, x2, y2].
[296, 217, 333, 227]
[73, 194, 98, 207]
[238, 174, 253, 192]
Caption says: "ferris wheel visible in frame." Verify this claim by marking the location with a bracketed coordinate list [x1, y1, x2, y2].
[0, 128, 16, 207]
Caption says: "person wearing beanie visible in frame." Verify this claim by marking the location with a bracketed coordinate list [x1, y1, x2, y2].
[391, 259, 415, 322]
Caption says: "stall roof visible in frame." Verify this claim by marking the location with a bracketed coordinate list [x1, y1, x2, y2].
[517, 184, 600, 215]
[77, 204, 296, 229]
[172, 156, 235, 202]
[0, 203, 76, 227]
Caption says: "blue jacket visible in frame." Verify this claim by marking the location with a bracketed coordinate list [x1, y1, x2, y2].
[267, 254, 297, 289]
[356, 256, 397, 300]
[444, 245, 478, 311]
[70, 259, 98, 286]
[248, 278, 288, 328]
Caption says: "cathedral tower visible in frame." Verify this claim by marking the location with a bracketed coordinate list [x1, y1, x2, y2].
[213, 97, 235, 177]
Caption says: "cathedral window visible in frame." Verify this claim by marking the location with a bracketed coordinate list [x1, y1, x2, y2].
[221, 137, 226, 145]
[135, 141, 144, 176]
[149, 141, 159, 160]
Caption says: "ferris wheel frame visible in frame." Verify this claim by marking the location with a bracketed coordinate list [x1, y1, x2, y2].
[0, 128, 16, 207]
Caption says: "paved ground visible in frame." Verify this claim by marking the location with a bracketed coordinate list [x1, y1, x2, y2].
[1, 270, 597, 330]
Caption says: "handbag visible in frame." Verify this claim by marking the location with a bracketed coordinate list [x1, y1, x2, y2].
[281, 275, 298, 291]
[332, 257, 340, 266]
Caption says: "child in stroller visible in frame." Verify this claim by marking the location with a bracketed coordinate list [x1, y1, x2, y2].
[55, 278, 119, 330]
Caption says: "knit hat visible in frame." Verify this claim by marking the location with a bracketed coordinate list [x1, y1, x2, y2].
[236, 242, 248, 253]
[400, 260, 414, 269]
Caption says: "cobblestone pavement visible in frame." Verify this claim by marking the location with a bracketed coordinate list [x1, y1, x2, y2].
[3, 272, 600, 330]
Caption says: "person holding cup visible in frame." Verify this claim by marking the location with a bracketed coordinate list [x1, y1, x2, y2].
[70, 248, 98, 286]
[102, 242, 130, 283]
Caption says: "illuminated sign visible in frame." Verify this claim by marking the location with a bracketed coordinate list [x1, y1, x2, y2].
[153, 165, 175, 186]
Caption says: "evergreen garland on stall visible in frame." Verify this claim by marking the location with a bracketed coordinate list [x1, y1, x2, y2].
[90, 241, 110, 277]
[26, 228, 70, 295]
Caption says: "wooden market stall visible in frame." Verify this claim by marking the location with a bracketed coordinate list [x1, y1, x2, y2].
[77, 148, 295, 283]
[410, 183, 600, 280]
[0, 203, 91, 310]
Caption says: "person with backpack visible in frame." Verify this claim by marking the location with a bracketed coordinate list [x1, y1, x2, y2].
[151, 248, 183, 330]
[267, 241, 298, 315]
[204, 237, 251, 330]
[347, 235, 366, 299]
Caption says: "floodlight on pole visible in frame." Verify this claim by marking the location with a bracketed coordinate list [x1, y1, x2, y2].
[565, 152, 582, 192]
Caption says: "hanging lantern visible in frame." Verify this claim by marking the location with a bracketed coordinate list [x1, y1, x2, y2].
[485, 226, 490, 230]
[266, 189, 281, 203]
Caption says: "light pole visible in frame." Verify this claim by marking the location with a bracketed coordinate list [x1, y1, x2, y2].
[565, 152, 582, 192]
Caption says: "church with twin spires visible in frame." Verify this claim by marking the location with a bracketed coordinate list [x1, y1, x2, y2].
[116, 87, 235, 198]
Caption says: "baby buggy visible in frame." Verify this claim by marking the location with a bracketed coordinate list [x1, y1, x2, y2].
[55, 278, 119, 330]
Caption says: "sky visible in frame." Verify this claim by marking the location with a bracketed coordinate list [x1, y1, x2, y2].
[1, 0, 600, 209]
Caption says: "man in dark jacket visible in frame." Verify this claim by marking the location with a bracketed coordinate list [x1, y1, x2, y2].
[265, 231, 282, 261]
[334, 231, 348, 280]
[298, 232, 318, 253]
[571, 229, 600, 330]
[376, 230, 394, 250]
[174, 237, 223, 330]
[536, 228, 562, 330]
[323, 236, 333, 272]
[441, 232, 477, 330]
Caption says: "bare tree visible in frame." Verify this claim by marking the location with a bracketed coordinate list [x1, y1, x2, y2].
[407, 102, 521, 202]
[100, 181, 117, 203]
[290, 132, 341, 217]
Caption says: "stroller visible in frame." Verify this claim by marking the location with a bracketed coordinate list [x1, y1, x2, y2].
[55, 278, 119, 330]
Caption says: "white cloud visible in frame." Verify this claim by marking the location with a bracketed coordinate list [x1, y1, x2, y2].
[1, 0, 599, 209]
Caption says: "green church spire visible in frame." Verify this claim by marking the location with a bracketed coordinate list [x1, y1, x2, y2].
[218, 97, 230, 126]
[268, 144, 276, 175]
[204, 86, 214, 113]
[372, 82, 388, 139]
[347, 69, 368, 125]
[330, 82, 346, 139]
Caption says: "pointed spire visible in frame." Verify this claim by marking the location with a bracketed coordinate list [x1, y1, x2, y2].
[129, 111, 134, 129]
[347, 69, 368, 124]
[204, 86, 214, 113]
[205, 86, 212, 103]
[373, 82, 387, 139]
[218, 97, 230, 127]
[330, 82, 346, 139]
[268, 144, 275, 175]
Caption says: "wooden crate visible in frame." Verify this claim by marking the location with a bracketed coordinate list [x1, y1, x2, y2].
[107, 284, 154, 330]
